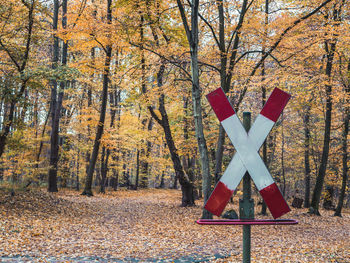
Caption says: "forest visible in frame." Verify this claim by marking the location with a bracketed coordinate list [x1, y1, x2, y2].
[0, 0, 349, 261]
[0, 0, 349, 212]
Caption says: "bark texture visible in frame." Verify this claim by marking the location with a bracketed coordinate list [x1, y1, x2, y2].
[82, 0, 113, 196]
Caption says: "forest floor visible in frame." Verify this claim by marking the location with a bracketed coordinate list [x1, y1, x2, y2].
[0, 188, 349, 262]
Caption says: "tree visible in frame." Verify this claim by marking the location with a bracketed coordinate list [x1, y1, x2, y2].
[310, 1, 345, 215]
[334, 58, 349, 216]
[82, 0, 113, 196]
[176, 0, 211, 218]
[148, 61, 195, 206]
[303, 102, 312, 208]
[48, 0, 69, 192]
[0, 0, 36, 158]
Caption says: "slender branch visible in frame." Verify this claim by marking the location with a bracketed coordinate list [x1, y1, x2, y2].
[129, 41, 192, 79]
[21, 0, 35, 71]
[235, 0, 333, 110]
[90, 34, 108, 54]
[20, 0, 31, 9]
[235, 50, 264, 65]
[279, 40, 321, 64]
[198, 60, 220, 72]
[148, 106, 162, 125]
[226, 0, 253, 52]
[198, 12, 220, 47]
[269, 53, 284, 67]
[254, 0, 333, 75]
[176, 0, 192, 43]
[71, 0, 87, 29]
[0, 39, 21, 71]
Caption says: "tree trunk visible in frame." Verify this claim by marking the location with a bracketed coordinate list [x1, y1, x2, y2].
[260, 91, 268, 214]
[76, 148, 80, 191]
[83, 0, 97, 192]
[303, 104, 312, 208]
[310, 31, 337, 215]
[122, 153, 130, 188]
[177, 0, 211, 217]
[213, 0, 249, 185]
[334, 63, 349, 216]
[172, 174, 178, 189]
[148, 63, 195, 206]
[100, 147, 107, 193]
[323, 185, 334, 210]
[260, 1, 269, 213]
[82, 0, 112, 196]
[140, 119, 153, 188]
[135, 149, 140, 189]
[138, 13, 152, 188]
[112, 169, 118, 190]
[111, 88, 121, 191]
[99, 82, 119, 193]
[156, 94, 194, 206]
[159, 170, 165, 188]
[47, 0, 61, 192]
[36, 104, 50, 170]
[281, 113, 286, 196]
[213, 0, 227, 183]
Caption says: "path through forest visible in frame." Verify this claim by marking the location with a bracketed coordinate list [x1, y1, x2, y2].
[0, 189, 349, 262]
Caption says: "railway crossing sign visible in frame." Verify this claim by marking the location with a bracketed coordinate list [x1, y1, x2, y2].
[205, 87, 291, 219]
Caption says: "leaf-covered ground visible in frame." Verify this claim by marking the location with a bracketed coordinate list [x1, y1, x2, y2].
[0, 189, 349, 262]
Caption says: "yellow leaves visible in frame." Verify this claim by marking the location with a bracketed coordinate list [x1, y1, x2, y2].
[1, 189, 349, 261]
[0, 189, 350, 262]
[30, 231, 43, 237]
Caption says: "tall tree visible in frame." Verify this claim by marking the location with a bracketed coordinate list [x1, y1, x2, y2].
[125, 0, 197, 204]
[260, 0, 269, 215]
[303, 103, 312, 208]
[100, 84, 120, 193]
[148, 64, 195, 206]
[82, 0, 113, 196]
[138, 10, 152, 189]
[310, 1, 344, 215]
[0, 0, 35, 158]
[176, 0, 211, 217]
[334, 59, 349, 216]
[212, 0, 249, 183]
[48, 0, 68, 192]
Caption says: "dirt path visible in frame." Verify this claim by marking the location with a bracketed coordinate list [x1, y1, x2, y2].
[0, 189, 349, 262]
[0, 189, 232, 262]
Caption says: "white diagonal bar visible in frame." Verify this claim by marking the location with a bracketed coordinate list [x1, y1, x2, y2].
[223, 114, 274, 188]
[220, 114, 274, 190]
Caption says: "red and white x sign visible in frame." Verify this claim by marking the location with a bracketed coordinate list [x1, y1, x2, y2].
[205, 88, 291, 219]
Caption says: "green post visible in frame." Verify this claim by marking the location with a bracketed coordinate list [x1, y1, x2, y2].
[239, 112, 254, 263]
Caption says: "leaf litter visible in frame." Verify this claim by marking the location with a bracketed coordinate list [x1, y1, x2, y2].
[0, 189, 349, 262]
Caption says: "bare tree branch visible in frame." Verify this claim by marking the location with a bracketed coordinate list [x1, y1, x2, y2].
[235, 0, 333, 110]
[198, 13, 220, 47]
[176, 0, 192, 43]
[129, 41, 192, 79]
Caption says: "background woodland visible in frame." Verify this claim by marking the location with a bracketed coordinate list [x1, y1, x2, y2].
[0, 0, 349, 218]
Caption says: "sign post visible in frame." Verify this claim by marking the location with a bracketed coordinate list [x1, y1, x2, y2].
[241, 112, 253, 263]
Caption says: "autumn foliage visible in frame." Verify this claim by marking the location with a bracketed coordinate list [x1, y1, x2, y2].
[0, 0, 349, 260]
[0, 189, 349, 261]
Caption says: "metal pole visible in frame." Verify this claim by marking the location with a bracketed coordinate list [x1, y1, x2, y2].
[240, 112, 254, 263]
